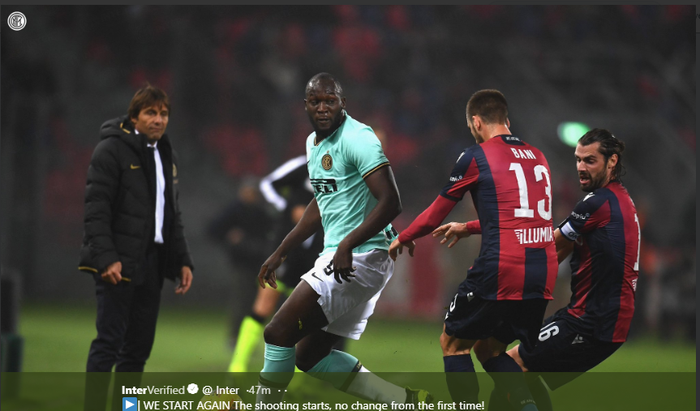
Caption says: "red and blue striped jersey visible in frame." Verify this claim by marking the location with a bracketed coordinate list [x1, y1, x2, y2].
[440, 135, 557, 301]
[559, 181, 640, 342]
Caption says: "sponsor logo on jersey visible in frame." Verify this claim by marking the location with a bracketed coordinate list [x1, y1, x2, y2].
[514, 226, 553, 245]
[570, 211, 590, 220]
[631, 278, 637, 291]
[310, 178, 338, 194]
[322, 153, 333, 170]
[449, 175, 463, 182]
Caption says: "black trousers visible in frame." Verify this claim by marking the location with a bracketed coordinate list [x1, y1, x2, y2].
[84, 243, 164, 410]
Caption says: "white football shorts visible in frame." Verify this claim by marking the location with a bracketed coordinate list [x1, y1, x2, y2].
[300, 249, 394, 340]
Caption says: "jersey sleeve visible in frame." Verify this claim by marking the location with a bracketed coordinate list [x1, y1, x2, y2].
[344, 128, 390, 178]
[439, 148, 479, 201]
[558, 191, 611, 241]
[259, 155, 309, 212]
[397, 195, 458, 243]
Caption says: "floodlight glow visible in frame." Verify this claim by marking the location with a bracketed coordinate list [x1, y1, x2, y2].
[557, 122, 590, 147]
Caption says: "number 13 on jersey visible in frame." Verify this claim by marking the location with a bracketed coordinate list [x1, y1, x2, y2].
[509, 162, 552, 220]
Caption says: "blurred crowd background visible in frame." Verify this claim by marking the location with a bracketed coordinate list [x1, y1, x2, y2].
[1, 5, 695, 343]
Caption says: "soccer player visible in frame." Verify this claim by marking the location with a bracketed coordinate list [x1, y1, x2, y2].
[227, 156, 326, 373]
[390, 89, 557, 411]
[256, 73, 431, 404]
[434, 129, 639, 411]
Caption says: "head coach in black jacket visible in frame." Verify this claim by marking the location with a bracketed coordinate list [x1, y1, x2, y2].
[79, 84, 194, 378]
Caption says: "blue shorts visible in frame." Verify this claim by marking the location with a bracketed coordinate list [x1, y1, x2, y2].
[444, 282, 548, 352]
[518, 308, 623, 390]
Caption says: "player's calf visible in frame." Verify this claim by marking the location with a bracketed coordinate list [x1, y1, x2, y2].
[505, 344, 528, 372]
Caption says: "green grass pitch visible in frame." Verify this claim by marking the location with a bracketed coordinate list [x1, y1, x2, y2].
[15, 303, 695, 373]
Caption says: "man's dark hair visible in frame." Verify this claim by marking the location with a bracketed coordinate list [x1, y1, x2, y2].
[466, 89, 508, 125]
[305, 72, 343, 98]
[579, 128, 626, 180]
[128, 84, 170, 121]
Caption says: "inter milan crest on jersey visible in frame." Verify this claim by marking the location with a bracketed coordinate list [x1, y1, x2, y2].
[322, 153, 333, 170]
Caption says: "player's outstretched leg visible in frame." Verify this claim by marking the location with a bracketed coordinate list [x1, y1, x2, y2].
[297, 330, 432, 404]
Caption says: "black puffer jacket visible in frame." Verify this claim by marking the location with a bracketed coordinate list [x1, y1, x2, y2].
[78, 115, 194, 284]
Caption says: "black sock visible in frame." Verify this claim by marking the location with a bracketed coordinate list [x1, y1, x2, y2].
[443, 354, 479, 404]
[488, 388, 511, 411]
[481, 352, 522, 372]
[525, 374, 552, 411]
[482, 353, 536, 411]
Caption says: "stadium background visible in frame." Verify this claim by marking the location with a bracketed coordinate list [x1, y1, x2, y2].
[0, 5, 695, 373]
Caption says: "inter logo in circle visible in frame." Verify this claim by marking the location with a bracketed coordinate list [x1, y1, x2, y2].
[8, 12, 26, 31]
[322, 154, 333, 171]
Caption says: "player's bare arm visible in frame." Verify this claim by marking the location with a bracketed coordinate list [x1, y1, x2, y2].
[333, 166, 401, 283]
[258, 198, 323, 289]
[554, 228, 574, 264]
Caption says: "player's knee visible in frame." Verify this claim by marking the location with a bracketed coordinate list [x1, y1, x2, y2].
[440, 331, 467, 356]
[439, 332, 451, 355]
[263, 321, 287, 347]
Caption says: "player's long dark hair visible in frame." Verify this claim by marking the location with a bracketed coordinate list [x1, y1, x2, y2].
[579, 128, 626, 181]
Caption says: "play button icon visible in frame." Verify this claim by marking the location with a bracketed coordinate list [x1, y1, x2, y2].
[123, 397, 138, 410]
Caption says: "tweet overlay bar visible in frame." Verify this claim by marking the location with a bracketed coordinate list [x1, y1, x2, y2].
[1, 372, 695, 411]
